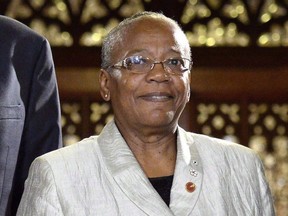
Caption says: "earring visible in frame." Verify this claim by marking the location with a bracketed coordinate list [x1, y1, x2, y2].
[104, 94, 108, 98]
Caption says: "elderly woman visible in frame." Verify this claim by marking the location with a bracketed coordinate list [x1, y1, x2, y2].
[17, 12, 275, 216]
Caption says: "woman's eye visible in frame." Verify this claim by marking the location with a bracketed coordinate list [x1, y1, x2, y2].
[131, 56, 145, 64]
[125, 56, 142, 66]
[168, 59, 181, 66]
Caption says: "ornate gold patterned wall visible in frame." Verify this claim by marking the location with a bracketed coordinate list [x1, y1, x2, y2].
[2, 0, 288, 47]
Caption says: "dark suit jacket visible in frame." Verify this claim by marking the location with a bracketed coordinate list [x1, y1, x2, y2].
[0, 16, 62, 215]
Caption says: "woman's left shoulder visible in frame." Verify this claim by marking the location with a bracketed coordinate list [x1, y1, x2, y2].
[183, 130, 261, 164]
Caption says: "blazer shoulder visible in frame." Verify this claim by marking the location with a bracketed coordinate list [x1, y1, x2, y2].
[185, 131, 260, 164]
[37, 136, 100, 166]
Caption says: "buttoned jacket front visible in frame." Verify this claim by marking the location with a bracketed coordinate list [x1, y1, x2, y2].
[17, 121, 275, 216]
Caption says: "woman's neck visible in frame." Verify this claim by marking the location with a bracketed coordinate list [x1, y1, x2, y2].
[116, 120, 178, 178]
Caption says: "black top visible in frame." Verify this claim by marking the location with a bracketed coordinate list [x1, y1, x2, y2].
[149, 175, 174, 206]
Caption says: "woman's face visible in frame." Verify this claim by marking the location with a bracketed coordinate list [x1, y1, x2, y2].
[100, 18, 191, 132]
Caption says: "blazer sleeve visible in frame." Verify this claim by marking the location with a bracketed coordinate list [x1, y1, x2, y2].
[11, 39, 63, 212]
[255, 156, 275, 216]
[16, 157, 63, 216]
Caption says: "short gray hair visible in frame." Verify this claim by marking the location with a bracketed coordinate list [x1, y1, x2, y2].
[101, 11, 191, 69]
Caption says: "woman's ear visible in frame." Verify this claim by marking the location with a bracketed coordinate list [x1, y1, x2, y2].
[99, 69, 111, 101]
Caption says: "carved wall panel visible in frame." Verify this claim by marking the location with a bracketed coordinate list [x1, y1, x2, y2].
[1, 0, 288, 47]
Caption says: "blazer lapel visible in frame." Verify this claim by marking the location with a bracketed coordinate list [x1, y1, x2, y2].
[98, 121, 174, 216]
[169, 128, 203, 216]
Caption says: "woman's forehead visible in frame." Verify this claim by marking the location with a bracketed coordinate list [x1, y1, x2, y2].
[113, 19, 189, 58]
[126, 17, 176, 33]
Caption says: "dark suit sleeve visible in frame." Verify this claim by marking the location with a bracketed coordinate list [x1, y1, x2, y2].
[10, 39, 62, 214]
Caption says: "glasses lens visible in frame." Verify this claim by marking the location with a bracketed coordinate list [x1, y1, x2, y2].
[124, 56, 151, 72]
[165, 58, 190, 73]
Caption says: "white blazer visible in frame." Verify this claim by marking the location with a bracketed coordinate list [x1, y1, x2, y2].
[17, 121, 275, 216]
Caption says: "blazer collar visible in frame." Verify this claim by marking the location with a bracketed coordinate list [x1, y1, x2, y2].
[170, 127, 203, 215]
[98, 121, 202, 216]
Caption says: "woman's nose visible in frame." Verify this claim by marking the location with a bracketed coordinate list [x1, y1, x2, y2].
[146, 62, 171, 82]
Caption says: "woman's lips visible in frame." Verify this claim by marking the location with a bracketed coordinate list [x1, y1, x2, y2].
[139, 92, 173, 102]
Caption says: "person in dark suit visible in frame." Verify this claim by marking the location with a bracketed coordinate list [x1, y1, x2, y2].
[0, 15, 62, 215]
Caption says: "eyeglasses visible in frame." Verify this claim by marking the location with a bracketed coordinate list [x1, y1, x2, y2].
[108, 55, 192, 74]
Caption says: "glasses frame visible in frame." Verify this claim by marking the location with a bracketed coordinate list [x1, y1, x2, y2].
[107, 55, 192, 74]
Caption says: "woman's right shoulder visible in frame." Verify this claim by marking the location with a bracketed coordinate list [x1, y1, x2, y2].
[34, 135, 101, 168]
